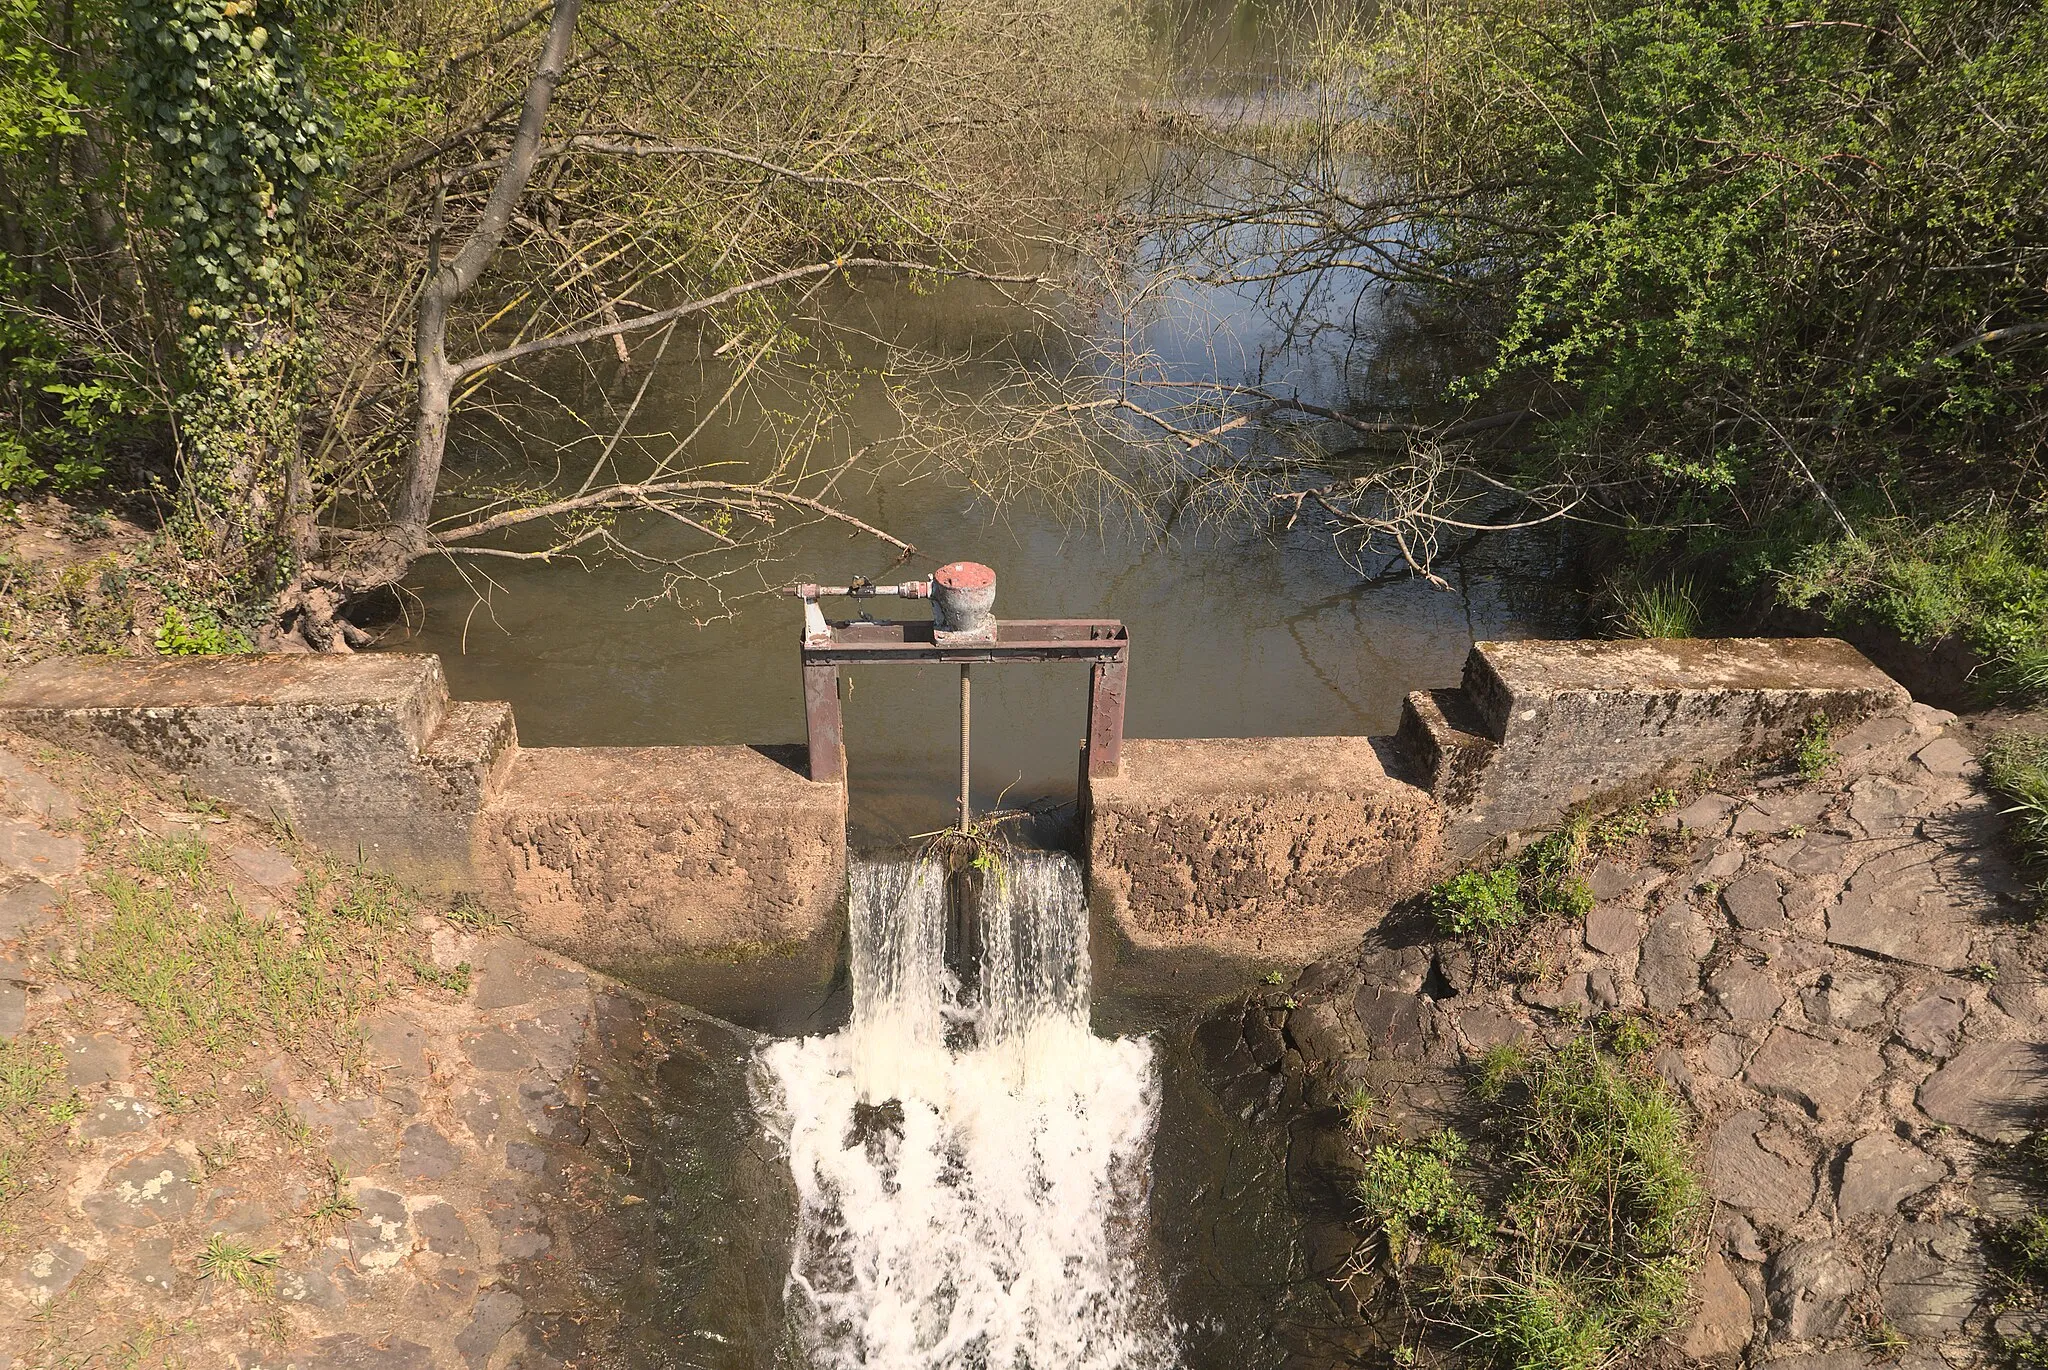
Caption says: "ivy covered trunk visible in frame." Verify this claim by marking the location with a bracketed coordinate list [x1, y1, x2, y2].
[125, 0, 333, 595]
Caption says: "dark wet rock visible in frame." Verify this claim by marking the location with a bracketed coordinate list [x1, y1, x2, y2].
[1768, 1239, 1864, 1340]
[83, 1149, 198, 1229]
[62, 1030, 129, 1085]
[1354, 986, 1433, 1061]
[0, 878, 61, 939]
[1638, 906, 1709, 1010]
[1433, 943, 1478, 996]
[80, 1094, 158, 1139]
[399, 1122, 461, 1180]
[1723, 871, 1790, 931]
[0, 818, 82, 875]
[1800, 968, 1891, 1031]
[227, 843, 299, 889]
[12, 1241, 87, 1305]
[1710, 1112, 1817, 1217]
[1683, 1254, 1757, 1357]
[1284, 999, 1357, 1061]
[415, 1204, 479, 1253]
[1710, 960, 1786, 1022]
[1829, 850, 1976, 971]
[1584, 903, 1641, 957]
[1880, 1220, 1986, 1338]
[1745, 1027, 1884, 1121]
[346, 1186, 413, 1275]
[518, 1078, 590, 1143]
[1917, 1039, 2048, 1141]
[456, 1288, 525, 1366]
[1243, 1008, 1286, 1068]
[1194, 1012, 1250, 1075]
[1893, 991, 1967, 1058]
[1836, 1133, 1944, 1219]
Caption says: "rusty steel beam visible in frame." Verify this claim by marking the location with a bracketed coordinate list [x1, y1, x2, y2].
[802, 617, 1128, 666]
[802, 662, 845, 784]
[1085, 658, 1127, 779]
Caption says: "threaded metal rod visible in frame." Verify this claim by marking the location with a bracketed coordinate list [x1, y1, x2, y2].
[959, 664, 971, 832]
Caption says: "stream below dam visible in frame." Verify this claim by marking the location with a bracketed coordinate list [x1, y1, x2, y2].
[370, 6, 1577, 1364]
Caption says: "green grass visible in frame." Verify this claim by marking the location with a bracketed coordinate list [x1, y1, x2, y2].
[0, 1039, 66, 1201]
[1986, 731, 2048, 877]
[1604, 576, 1701, 640]
[72, 855, 411, 1067]
[1988, 1131, 2048, 1368]
[197, 1233, 279, 1292]
[1356, 1034, 1707, 1370]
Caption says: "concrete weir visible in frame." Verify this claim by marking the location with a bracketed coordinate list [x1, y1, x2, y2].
[0, 636, 1908, 977]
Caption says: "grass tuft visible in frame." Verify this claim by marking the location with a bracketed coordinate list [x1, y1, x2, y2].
[1429, 814, 1603, 939]
[1986, 731, 2048, 879]
[1795, 713, 1838, 781]
[197, 1233, 280, 1292]
[1604, 575, 1702, 640]
[1355, 1034, 1707, 1370]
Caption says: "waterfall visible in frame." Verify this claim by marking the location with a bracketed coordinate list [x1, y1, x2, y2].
[754, 852, 1175, 1370]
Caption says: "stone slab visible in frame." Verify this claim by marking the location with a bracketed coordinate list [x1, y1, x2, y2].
[1917, 1039, 2048, 1142]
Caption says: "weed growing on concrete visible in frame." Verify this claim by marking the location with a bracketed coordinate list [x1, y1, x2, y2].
[1985, 1129, 2048, 1368]
[1429, 817, 1597, 938]
[197, 1233, 279, 1291]
[1340, 1085, 1378, 1136]
[1355, 1033, 1706, 1370]
[407, 955, 472, 995]
[1795, 713, 1838, 781]
[1589, 790, 1679, 851]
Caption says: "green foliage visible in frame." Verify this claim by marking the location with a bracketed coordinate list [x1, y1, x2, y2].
[1431, 865, 1526, 937]
[1795, 713, 1837, 782]
[1360, 1034, 1706, 1370]
[155, 601, 252, 655]
[1985, 731, 2048, 877]
[1431, 816, 1598, 938]
[1589, 790, 1679, 851]
[1357, 1128, 1494, 1259]
[1332, 0, 2048, 646]
[0, 0, 81, 156]
[0, 1037, 64, 1201]
[1988, 1131, 2048, 1367]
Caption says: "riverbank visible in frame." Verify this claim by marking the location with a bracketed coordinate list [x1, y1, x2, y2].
[1198, 699, 2047, 1365]
[0, 732, 787, 1366]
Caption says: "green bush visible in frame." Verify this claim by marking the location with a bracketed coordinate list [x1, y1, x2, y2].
[1357, 1035, 1707, 1370]
[1430, 817, 1597, 937]
[1431, 866, 1526, 937]
[155, 603, 252, 656]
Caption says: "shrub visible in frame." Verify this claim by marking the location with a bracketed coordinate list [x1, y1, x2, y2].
[1357, 1034, 1707, 1370]
[1431, 866, 1526, 937]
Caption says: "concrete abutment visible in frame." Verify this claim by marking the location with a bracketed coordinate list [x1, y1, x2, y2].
[0, 636, 1910, 975]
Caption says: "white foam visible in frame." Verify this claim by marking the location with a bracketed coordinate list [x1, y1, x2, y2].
[754, 854, 1177, 1369]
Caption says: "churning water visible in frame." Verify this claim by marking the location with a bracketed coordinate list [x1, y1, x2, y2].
[754, 854, 1176, 1369]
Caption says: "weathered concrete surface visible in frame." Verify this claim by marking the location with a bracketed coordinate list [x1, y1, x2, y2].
[0, 654, 508, 889]
[480, 743, 845, 967]
[1440, 637, 1910, 854]
[1086, 736, 1444, 962]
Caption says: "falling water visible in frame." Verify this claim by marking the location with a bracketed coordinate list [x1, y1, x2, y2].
[754, 852, 1176, 1370]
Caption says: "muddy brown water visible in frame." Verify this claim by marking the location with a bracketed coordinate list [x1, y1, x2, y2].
[373, 6, 1571, 1364]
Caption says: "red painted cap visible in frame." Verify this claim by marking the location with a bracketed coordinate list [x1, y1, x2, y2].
[933, 561, 996, 591]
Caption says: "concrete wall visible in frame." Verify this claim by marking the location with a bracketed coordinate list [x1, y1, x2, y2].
[0, 636, 1913, 979]
[0, 655, 847, 981]
[1085, 637, 1910, 965]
